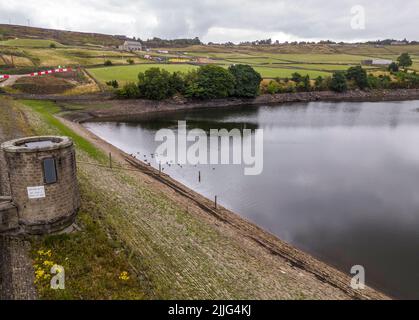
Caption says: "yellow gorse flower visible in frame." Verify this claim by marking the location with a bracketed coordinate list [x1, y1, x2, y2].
[119, 271, 130, 281]
[33, 248, 58, 287]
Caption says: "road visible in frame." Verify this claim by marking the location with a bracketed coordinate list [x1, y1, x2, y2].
[0, 74, 26, 88]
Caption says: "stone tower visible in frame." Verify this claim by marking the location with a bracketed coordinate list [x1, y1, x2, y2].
[0, 136, 80, 234]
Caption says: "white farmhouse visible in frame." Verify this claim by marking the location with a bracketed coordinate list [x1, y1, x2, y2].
[119, 40, 143, 51]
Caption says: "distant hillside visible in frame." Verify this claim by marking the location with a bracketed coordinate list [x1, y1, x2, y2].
[0, 24, 126, 47]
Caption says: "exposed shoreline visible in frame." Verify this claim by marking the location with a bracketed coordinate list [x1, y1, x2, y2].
[48, 88, 419, 123]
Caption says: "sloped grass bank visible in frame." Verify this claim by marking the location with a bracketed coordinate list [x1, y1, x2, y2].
[19, 100, 152, 299]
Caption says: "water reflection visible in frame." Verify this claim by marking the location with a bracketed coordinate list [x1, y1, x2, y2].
[85, 100, 419, 299]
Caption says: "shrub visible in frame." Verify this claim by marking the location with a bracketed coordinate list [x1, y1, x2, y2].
[104, 60, 113, 66]
[291, 72, 303, 83]
[388, 62, 399, 73]
[117, 82, 140, 98]
[330, 71, 348, 92]
[267, 80, 280, 94]
[346, 66, 369, 89]
[105, 80, 119, 88]
[394, 71, 419, 89]
[314, 76, 329, 91]
[298, 75, 311, 91]
[127, 58, 134, 65]
[169, 71, 187, 95]
[367, 75, 391, 89]
[49, 43, 56, 49]
[283, 81, 297, 93]
[228, 64, 262, 97]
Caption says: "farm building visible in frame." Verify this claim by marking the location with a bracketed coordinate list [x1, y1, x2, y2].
[362, 59, 393, 66]
[391, 41, 408, 46]
[119, 40, 143, 51]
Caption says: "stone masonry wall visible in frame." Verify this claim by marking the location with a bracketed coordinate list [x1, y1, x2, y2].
[0, 151, 10, 197]
[3, 144, 80, 234]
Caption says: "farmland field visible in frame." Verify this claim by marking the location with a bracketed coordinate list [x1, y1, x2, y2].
[20, 48, 145, 67]
[88, 64, 198, 83]
[0, 38, 64, 48]
[252, 53, 376, 63]
[253, 66, 331, 78]
[1, 41, 416, 81]
[1, 55, 33, 66]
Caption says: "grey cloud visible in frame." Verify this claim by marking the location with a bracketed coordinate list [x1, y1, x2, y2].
[0, 0, 418, 43]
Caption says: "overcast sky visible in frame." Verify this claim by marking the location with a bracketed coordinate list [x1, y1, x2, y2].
[0, 0, 418, 43]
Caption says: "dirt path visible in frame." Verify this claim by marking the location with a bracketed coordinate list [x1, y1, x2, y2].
[0, 75, 26, 88]
[61, 116, 389, 300]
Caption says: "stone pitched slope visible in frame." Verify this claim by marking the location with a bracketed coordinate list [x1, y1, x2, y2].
[0, 99, 36, 300]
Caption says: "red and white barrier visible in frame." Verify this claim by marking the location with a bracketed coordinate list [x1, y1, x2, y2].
[30, 67, 72, 77]
[0, 75, 10, 79]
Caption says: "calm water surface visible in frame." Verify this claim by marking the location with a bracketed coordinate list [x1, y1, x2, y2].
[85, 101, 419, 299]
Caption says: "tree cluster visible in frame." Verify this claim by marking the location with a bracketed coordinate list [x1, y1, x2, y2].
[117, 64, 262, 100]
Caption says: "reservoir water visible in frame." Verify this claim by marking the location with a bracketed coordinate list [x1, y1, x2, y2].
[85, 100, 419, 299]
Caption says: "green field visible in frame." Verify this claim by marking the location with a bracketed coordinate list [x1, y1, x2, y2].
[0, 38, 65, 48]
[1, 39, 415, 82]
[89, 64, 199, 83]
[25, 48, 145, 66]
[253, 66, 331, 78]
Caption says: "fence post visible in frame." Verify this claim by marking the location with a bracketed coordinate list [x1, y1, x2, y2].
[109, 152, 112, 169]
[214, 195, 217, 209]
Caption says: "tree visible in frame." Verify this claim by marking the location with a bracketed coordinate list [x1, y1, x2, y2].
[106, 80, 119, 88]
[367, 74, 391, 89]
[388, 62, 399, 73]
[117, 82, 140, 98]
[169, 71, 186, 95]
[291, 72, 303, 83]
[314, 76, 328, 91]
[137, 67, 174, 100]
[186, 65, 235, 99]
[301, 75, 311, 91]
[346, 66, 369, 89]
[266, 80, 280, 94]
[228, 64, 262, 97]
[397, 53, 413, 69]
[314, 76, 323, 87]
[330, 71, 348, 92]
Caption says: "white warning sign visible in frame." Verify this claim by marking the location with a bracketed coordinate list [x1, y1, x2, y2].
[27, 186, 46, 199]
